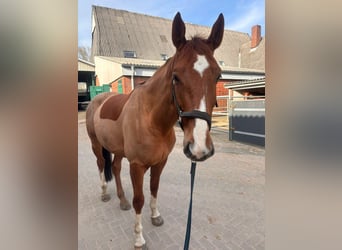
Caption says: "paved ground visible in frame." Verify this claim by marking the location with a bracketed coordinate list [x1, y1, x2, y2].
[78, 113, 265, 250]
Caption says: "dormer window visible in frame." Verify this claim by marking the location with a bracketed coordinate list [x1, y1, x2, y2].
[161, 54, 168, 60]
[123, 50, 137, 58]
[160, 35, 167, 43]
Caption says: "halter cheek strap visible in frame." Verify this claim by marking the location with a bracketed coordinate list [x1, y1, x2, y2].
[171, 77, 212, 131]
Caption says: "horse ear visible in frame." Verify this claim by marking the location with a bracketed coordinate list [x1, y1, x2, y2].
[207, 13, 224, 50]
[172, 12, 186, 49]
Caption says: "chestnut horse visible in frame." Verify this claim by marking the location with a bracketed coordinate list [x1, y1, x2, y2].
[86, 12, 224, 249]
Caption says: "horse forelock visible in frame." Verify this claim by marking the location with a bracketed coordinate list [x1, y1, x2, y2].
[185, 36, 214, 56]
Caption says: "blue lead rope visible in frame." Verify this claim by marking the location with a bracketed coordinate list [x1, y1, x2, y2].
[183, 161, 197, 250]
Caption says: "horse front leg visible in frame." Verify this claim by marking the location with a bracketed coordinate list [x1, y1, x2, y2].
[130, 163, 147, 249]
[150, 159, 167, 226]
[112, 155, 131, 210]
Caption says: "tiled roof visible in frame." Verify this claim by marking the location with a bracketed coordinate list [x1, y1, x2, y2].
[239, 38, 265, 70]
[78, 58, 95, 67]
[92, 6, 262, 69]
[98, 56, 265, 76]
[224, 77, 266, 89]
[97, 56, 165, 68]
[220, 66, 264, 74]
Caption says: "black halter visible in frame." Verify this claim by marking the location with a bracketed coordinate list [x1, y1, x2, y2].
[171, 75, 212, 131]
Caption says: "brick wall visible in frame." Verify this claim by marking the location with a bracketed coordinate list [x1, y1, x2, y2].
[216, 80, 229, 108]
[111, 81, 119, 93]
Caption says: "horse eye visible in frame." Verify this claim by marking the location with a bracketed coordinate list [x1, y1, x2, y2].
[173, 74, 180, 84]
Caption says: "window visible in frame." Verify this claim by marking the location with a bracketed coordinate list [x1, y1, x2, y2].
[118, 79, 123, 94]
[160, 35, 167, 43]
[117, 16, 125, 24]
[123, 50, 137, 58]
[161, 54, 168, 60]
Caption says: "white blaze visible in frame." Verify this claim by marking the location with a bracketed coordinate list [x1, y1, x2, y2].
[190, 96, 209, 157]
[193, 54, 209, 77]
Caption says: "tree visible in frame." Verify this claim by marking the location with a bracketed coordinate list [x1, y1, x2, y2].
[78, 46, 91, 62]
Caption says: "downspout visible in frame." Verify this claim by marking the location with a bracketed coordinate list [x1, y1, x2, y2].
[228, 89, 233, 141]
[131, 65, 135, 91]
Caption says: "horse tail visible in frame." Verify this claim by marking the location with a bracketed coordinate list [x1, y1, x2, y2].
[102, 147, 113, 182]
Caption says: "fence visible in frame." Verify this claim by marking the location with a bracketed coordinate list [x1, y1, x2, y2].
[229, 96, 265, 146]
[212, 95, 265, 146]
[89, 84, 111, 100]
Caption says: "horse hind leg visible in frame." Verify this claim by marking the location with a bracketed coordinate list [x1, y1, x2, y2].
[91, 142, 111, 202]
[100, 147, 113, 201]
[112, 155, 131, 210]
[86, 102, 112, 202]
[99, 171, 110, 202]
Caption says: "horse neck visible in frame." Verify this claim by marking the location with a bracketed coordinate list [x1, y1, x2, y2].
[143, 61, 178, 133]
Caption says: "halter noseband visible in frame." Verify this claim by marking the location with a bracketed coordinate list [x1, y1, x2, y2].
[171, 75, 212, 131]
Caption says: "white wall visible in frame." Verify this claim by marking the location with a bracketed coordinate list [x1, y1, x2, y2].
[94, 57, 123, 85]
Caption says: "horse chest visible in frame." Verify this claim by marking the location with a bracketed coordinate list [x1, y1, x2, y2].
[124, 128, 176, 166]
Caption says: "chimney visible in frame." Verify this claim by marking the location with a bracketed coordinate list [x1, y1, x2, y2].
[251, 25, 261, 48]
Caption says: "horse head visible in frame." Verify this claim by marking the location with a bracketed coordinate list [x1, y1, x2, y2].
[171, 12, 224, 162]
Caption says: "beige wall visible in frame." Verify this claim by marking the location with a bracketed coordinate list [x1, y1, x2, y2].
[94, 57, 123, 85]
[78, 61, 95, 72]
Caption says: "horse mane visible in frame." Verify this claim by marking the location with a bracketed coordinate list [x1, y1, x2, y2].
[190, 35, 206, 43]
[135, 81, 146, 88]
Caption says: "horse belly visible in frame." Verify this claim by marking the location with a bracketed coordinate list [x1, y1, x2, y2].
[94, 110, 125, 155]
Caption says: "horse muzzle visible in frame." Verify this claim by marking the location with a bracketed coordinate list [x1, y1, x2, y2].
[183, 141, 215, 162]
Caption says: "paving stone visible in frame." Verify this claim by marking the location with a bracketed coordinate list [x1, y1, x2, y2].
[78, 122, 265, 249]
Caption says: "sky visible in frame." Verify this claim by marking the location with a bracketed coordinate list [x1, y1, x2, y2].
[78, 0, 265, 48]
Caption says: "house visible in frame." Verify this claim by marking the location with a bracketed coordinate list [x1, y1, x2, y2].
[78, 58, 95, 109]
[90, 6, 265, 104]
[89, 6, 266, 145]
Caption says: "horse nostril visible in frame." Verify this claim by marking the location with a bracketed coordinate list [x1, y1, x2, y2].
[183, 142, 192, 158]
[209, 145, 215, 156]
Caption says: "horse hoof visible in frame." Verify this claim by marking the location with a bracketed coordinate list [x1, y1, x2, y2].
[101, 194, 110, 202]
[151, 216, 164, 226]
[120, 200, 131, 210]
[134, 243, 148, 250]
